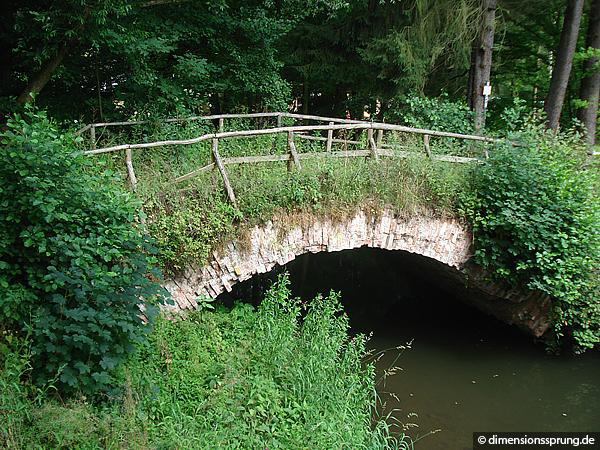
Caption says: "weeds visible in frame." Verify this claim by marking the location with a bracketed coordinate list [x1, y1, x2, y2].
[81, 119, 472, 276]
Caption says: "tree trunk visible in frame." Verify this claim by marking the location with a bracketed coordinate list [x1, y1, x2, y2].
[16, 6, 92, 106]
[578, 0, 600, 147]
[544, 0, 585, 131]
[303, 80, 309, 115]
[16, 44, 70, 105]
[470, 0, 497, 132]
[467, 40, 477, 109]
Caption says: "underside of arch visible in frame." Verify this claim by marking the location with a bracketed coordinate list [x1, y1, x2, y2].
[164, 207, 471, 306]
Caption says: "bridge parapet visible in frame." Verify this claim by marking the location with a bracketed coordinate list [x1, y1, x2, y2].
[76, 111, 505, 197]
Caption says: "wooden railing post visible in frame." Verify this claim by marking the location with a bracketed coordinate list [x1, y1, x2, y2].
[272, 113, 283, 153]
[287, 131, 301, 171]
[423, 134, 432, 159]
[376, 129, 383, 148]
[90, 125, 96, 151]
[367, 128, 379, 161]
[212, 138, 237, 206]
[125, 148, 137, 191]
[326, 122, 334, 152]
[218, 117, 224, 132]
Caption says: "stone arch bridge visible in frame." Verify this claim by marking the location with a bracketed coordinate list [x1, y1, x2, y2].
[76, 112, 553, 338]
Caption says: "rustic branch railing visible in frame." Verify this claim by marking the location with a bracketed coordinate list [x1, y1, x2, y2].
[82, 123, 500, 155]
[76, 112, 507, 196]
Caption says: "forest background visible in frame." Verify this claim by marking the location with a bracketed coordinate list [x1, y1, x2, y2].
[1, 0, 599, 142]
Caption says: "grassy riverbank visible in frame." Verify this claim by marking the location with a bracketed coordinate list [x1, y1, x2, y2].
[1, 276, 410, 449]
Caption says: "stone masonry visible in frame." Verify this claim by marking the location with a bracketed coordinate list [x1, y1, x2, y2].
[164, 208, 472, 311]
[163, 206, 553, 337]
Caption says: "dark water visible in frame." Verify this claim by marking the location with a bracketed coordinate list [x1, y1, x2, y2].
[221, 248, 600, 448]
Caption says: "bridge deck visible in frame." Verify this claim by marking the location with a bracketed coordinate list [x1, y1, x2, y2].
[76, 112, 520, 201]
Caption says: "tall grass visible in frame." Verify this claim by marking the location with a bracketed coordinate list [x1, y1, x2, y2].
[1, 275, 412, 449]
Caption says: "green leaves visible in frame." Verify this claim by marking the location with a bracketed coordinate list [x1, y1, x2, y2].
[0, 108, 169, 395]
[123, 274, 401, 448]
[387, 93, 474, 134]
[147, 197, 236, 275]
[468, 126, 600, 352]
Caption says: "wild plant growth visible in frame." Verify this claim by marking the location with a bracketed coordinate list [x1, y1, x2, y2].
[464, 122, 600, 352]
[0, 108, 168, 395]
[1, 275, 411, 449]
[83, 117, 473, 275]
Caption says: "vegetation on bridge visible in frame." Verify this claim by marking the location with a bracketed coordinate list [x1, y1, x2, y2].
[465, 124, 600, 352]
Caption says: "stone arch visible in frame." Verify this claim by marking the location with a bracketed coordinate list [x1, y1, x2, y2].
[164, 207, 472, 311]
[163, 206, 552, 337]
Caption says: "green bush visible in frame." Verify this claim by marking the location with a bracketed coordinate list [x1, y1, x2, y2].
[385, 93, 474, 134]
[146, 196, 237, 275]
[466, 125, 600, 352]
[1, 275, 408, 448]
[0, 337, 139, 449]
[486, 97, 531, 134]
[0, 108, 168, 395]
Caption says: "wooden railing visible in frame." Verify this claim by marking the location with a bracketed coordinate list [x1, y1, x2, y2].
[76, 112, 508, 205]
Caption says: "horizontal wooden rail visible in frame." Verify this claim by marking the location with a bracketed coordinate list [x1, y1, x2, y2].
[74, 111, 366, 136]
[84, 122, 501, 155]
[77, 112, 500, 204]
[75, 112, 282, 135]
[296, 133, 410, 151]
[73, 123, 92, 136]
[282, 112, 363, 124]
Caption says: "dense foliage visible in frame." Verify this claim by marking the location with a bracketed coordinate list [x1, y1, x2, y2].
[147, 197, 237, 274]
[0, 109, 167, 394]
[1, 276, 407, 448]
[386, 94, 474, 134]
[3, 0, 597, 132]
[466, 125, 600, 352]
[1, 0, 481, 121]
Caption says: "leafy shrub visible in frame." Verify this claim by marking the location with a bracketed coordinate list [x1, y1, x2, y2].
[0, 338, 138, 449]
[385, 93, 474, 134]
[146, 196, 237, 275]
[1, 275, 407, 448]
[466, 125, 600, 352]
[486, 96, 531, 134]
[0, 108, 168, 395]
